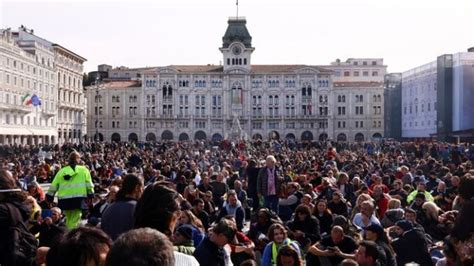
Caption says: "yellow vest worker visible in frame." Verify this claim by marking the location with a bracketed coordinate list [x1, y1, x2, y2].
[47, 151, 94, 229]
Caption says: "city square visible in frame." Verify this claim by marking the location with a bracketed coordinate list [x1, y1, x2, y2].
[0, 0, 473, 266]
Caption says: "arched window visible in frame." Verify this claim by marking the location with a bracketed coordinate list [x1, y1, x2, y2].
[301, 82, 312, 96]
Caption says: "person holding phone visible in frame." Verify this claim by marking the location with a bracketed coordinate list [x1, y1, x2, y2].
[307, 226, 357, 266]
[31, 207, 67, 248]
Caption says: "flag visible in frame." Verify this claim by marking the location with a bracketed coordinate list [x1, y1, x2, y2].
[31, 94, 41, 107]
[308, 103, 312, 115]
[22, 93, 32, 105]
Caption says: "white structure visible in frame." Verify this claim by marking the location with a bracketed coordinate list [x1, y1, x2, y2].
[401, 61, 438, 138]
[0, 27, 58, 145]
[325, 58, 386, 141]
[86, 17, 386, 142]
[400, 49, 474, 139]
[452, 51, 474, 132]
[53, 44, 87, 144]
[0, 26, 87, 145]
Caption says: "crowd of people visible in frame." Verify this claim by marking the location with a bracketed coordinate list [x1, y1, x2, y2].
[0, 139, 473, 266]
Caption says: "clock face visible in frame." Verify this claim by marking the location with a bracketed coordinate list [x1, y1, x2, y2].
[232, 46, 242, 55]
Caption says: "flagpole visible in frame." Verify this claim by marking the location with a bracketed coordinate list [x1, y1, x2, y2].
[236, 0, 238, 18]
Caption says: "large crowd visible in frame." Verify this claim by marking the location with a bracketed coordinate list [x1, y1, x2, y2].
[0, 139, 473, 266]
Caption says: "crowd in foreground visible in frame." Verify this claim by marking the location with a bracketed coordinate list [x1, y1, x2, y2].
[0, 139, 473, 266]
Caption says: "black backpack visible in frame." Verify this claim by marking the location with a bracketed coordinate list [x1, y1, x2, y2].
[4, 203, 38, 266]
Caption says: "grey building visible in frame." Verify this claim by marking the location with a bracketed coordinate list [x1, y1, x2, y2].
[384, 73, 402, 140]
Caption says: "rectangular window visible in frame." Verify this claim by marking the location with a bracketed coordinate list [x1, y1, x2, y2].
[354, 71, 359, 77]
[344, 71, 350, 76]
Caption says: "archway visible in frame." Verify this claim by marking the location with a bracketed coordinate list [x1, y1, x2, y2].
[301, 131, 313, 141]
[268, 131, 280, 140]
[372, 133, 382, 140]
[161, 130, 173, 140]
[111, 133, 121, 142]
[128, 133, 138, 142]
[211, 133, 223, 142]
[355, 133, 365, 142]
[94, 133, 104, 142]
[194, 131, 207, 140]
[146, 133, 156, 142]
[285, 133, 296, 140]
[252, 133, 263, 140]
[179, 133, 190, 141]
[337, 133, 347, 142]
[319, 133, 328, 141]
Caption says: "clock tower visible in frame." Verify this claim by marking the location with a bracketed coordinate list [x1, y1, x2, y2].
[220, 17, 254, 72]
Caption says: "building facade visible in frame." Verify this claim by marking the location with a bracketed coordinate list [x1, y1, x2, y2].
[401, 61, 438, 138]
[86, 17, 386, 143]
[0, 26, 87, 145]
[0, 27, 58, 145]
[399, 48, 474, 140]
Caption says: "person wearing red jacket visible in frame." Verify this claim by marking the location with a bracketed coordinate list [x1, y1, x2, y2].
[372, 185, 390, 219]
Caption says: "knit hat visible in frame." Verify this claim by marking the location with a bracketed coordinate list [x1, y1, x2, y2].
[176, 225, 193, 240]
[395, 220, 413, 232]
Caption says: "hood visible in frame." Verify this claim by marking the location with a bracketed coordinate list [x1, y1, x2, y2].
[7, 199, 32, 222]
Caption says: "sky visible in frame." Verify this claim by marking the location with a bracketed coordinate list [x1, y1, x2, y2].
[1, 0, 473, 74]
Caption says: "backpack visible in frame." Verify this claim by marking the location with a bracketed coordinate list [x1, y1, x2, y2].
[4, 203, 38, 266]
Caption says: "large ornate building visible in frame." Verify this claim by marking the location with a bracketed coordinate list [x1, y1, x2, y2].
[0, 26, 86, 145]
[86, 17, 386, 142]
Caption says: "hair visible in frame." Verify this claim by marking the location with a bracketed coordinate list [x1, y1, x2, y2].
[116, 174, 143, 200]
[48, 227, 112, 266]
[212, 217, 237, 242]
[0, 169, 27, 202]
[268, 223, 287, 242]
[388, 198, 401, 209]
[240, 259, 258, 266]
[266, 155, 277, 163]
[181, 210, 205, 232]
[458, 173, 474, 200]
[295, 204, 312, 217]
[358, 240, 380, 263]
[404, 208, 417, 217]
[134, 182, 180, 237]
[341, 259, 359, 266]
[355, 193, 373, 207]
[193, 198, 204, 206]
[276, 245, 303, 266]
[422, 201, 441, 221]
[105, 228, 175, 266]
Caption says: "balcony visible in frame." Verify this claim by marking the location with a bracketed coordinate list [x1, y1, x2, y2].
[301, 97, 312, 104]
[194, 115, 208, 119]
[251, 115, 264, 119]
[177, 114, 191, 119]
[266, 115, 281, 119]
[0, 103, 33, 114]
[41, 109, 56, 118]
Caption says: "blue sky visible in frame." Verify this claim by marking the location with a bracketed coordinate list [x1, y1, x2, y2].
[1, 0, 473, 73]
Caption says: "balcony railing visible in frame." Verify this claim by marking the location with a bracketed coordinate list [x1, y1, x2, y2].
[0, 103, 33, 114]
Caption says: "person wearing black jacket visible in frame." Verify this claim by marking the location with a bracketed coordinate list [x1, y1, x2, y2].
[391, 220, 433, 266]
[287, 204, 321, 249]
[0, 169, 37, 266]
[245, 160, 260, 211]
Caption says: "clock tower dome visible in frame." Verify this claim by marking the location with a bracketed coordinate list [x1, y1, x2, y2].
[220, 17, 254, 72]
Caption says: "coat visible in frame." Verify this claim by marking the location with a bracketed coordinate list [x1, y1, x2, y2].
[257, 167, 283, 197]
